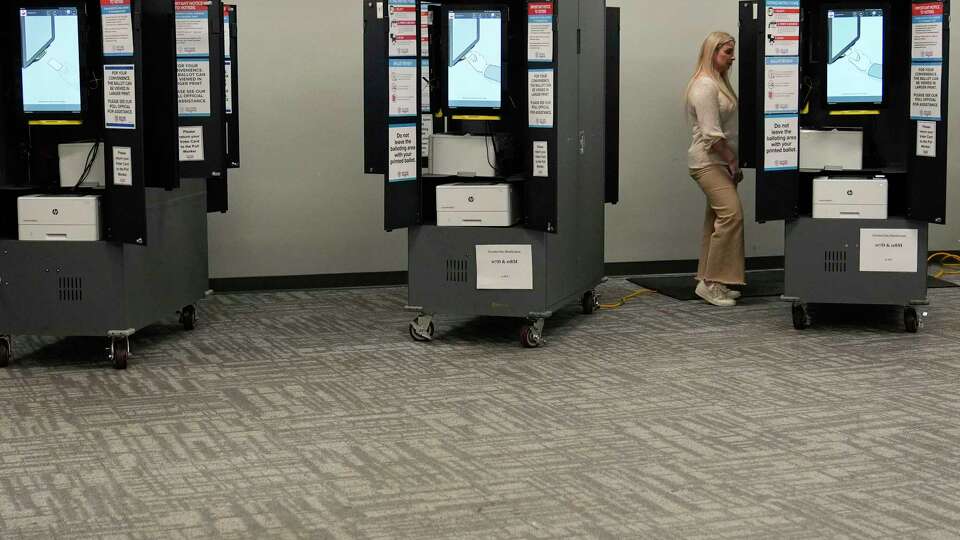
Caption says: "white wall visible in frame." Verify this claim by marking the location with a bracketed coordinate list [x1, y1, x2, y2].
[208, 0, 960, 279]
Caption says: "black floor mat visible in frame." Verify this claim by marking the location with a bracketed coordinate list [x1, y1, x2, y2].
[627, 270, 958, 301]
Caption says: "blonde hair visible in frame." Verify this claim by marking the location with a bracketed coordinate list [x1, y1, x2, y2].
[684, 32, 738, 105]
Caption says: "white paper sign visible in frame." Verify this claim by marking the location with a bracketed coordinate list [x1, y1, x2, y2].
[533, 141, 549, 177]
[764, 115, 798, 171]
[528, 69, 554, 128]
[912, 2, 944, 61]
[528, 3, 554, 62]
[476, 245, 534, 290]
[917, 121, 937, 158]
[177, 59, 212, 117]
[112, 146, 133, 186]
[175, 1, 210, 57]
[765, 0, 801, 56]
[420, 114, 433, 158]
[389, 124, 418, 182]
[104, 65, 136, 129]
[101, 0, 134, 56]
[388, 0, 417, 57]
[224, 10, 231, 59]
[178, 126, 205, 162]
[225, 60, 233, 114]
[764, 57, 799, 114]
[420, 7, 430, 57]
[911, 63, 942, 120]
[860, 229, 919, 273]
[389, 59, 418, 117]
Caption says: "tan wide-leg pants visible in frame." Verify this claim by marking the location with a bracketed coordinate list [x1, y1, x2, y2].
[690, 165, 746, 286]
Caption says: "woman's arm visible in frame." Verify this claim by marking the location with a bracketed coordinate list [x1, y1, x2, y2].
[711, 139, 740, 181]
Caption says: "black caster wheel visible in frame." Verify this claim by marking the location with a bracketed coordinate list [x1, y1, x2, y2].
[0, 339, 10, 368]
[581, 290, 600, 315]
[110, 338, 130, 370]
[904, 307, 919, 334]
[791, 303, 809, 330]
[520, 325, 543, 348]
[179, 305, 197, 331]
[409, 321, 435, 342]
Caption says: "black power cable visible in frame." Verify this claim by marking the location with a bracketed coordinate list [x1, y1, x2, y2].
[72, 140, 100, 189]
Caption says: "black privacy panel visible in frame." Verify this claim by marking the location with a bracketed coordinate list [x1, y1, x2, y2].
[208, 3, 239, 214]
[363, 0, 388, 175]
[176, 0, 226, 179]
[141, 0, 179, 190]
[604, 6, 620, 205]
[381, 0, 422, 231]
[738, 1, 759, 170]
[523, 0, 559, 232]
[225, 3, 239, 169]
[907, 0, 950, 224]
[753, 0, 800, 223]
[102, 0, 148, 245]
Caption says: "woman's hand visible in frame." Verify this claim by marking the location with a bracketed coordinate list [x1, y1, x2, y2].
[727, 159, 741, 183]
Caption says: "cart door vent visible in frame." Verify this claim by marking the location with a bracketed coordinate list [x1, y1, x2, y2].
[446, 259, 469, 283]
[824, 250, 847, 273]
[58, 277, 83, 302]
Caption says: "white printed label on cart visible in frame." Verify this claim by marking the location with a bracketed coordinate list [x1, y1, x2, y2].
[860, 229, 919, 273]
[476, 245, 534, 290]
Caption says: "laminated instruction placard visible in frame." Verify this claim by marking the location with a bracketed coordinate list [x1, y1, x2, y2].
[420, 114, 433, 158]
[528, 69, 554, 128]
[528, 2, 554, 63]
[420, 6, 430, 57]
[224, 6, 231, 59]
[762, 0, 799, 172]
[104, 65, 136, 129]
[101, 0, 134, 56]
[112, 146, 133, 186]
[764, 0, 801, 57]
[225, 60, 233, 114]
[910, 2, 944, 122]
[910, 62, 942, 120]
[912, 2, 944, 61]
[764, 115, 799, 170]
[178, 126, 205, 161]
[389, 59, 418, 117]
[175, 0, 210, 57]
[917, 121, 937, 158]
[388, 0, 417, 57]
[533, 141, 549, 177]
[176, 0, 212, 120]
[388, 124, 418, 182]
[177, 59, 212, 116]
[764, 57, 799, 114]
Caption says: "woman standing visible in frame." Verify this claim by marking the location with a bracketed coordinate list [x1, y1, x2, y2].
[685, 31, 745, 307]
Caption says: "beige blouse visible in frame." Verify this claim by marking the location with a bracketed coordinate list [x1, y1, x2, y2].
[687, 77, 739, 170]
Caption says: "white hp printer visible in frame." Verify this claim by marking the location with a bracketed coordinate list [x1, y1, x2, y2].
[812, 177, 888, 219]
[18, 195, 102, 241]
[436, 182, 519, 227]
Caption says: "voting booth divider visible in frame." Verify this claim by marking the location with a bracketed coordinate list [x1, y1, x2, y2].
[739, 0, 950, 332]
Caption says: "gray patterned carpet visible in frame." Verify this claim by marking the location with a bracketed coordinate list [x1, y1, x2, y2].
[2, 278, 960, 538]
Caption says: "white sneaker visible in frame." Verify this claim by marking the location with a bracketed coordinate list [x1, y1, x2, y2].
[696, 281, 736, 307]
[716, 284, 742, 300]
